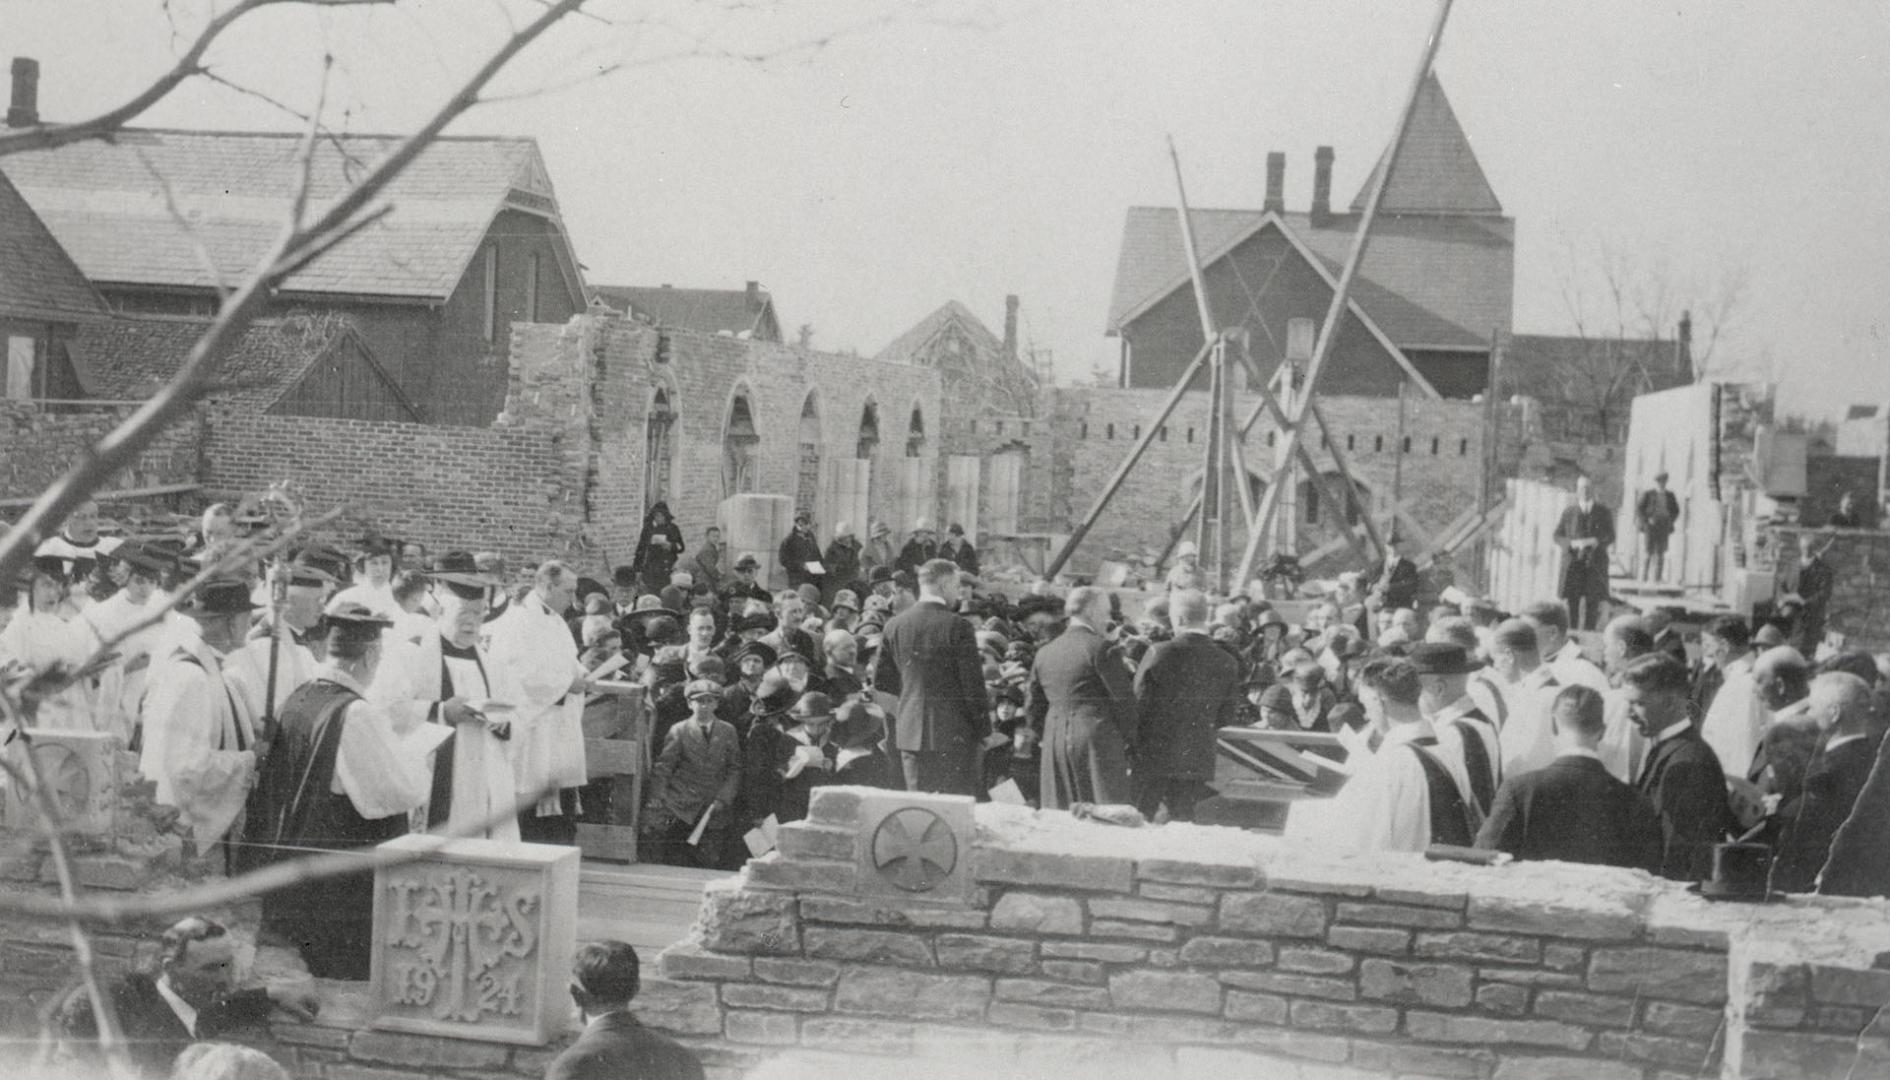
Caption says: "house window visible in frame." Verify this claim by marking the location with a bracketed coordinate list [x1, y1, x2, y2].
[1402, 436, 1412, 454]
[1375, 435, 1384, 452]
[526, 252, 541, 323]
[1347, 434, 1356, 451]
[482, 246, 498, 343]
[1106, 423, 1115, 440]
[1079, 422, 1088, 439]
[1459, 438, 1469, 456]
[5, 336, 34, 400]
[1430, 436, 1440, 455]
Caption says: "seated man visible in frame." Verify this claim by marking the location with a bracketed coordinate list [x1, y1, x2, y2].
[60, 916, 317, 1079]
[550, 940, 704, 1080]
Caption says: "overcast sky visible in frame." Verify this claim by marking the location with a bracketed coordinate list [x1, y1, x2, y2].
[14, 0, 1889, 419]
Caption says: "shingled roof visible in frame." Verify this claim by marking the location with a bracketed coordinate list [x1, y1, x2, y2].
[1105, 75, 1512, 349]
[0, 130, 573, 302]
[0, 168, 108, 321]
[874, 300, 1005, 365]
[67, 314, 416, 416]
[590, 283, 781, 341]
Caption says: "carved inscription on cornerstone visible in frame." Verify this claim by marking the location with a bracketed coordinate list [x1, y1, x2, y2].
[370, 836, 579, 1045]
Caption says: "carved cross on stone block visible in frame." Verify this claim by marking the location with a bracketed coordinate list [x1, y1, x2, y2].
[2, 729, 118, 837]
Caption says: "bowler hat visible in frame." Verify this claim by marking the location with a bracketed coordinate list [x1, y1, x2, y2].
[325, 601, 393, 646]
[832, 699, 885, 748]
[1407, 642, 1478, 675]
[1257, 684, 1296, 714]
[733, 611, 776, 636]
[179, 578, 258, 617]
[1695, 842, 1775, 902]
[734, 554, 760, 571]
[789, 691, 835, 723]
[868, 565, 895, 586]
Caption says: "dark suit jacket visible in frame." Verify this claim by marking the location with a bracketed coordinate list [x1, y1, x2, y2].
[1360, 556, 1421, 611]
[1475, 755, 1664, 873]
[1027, 623, 1137, 806]
[1636, 727, 1734, 881]
[1133, 632, 1240, 780]
[547, 1011, 704, 1080]
[1553, 502, 1615, 596]
[61, 974, 274, 1079]
[1770, 736, 1874, 895]
[870, 599, 986, 754]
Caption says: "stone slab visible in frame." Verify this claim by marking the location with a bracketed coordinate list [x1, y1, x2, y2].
[850, 789, 978, 904]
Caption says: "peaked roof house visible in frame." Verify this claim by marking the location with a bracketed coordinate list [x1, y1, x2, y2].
[1503, 324, 1693, 443]
[1103, 75, 1513, 400]
[0, 167, 109, 401]
[2, 63, 588, 424]
[590, 282, 783, 342]
[874, 296, 1039, 418]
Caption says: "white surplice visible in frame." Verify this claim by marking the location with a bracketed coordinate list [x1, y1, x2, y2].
[312, 666, 443, 819]
[0, 605, 103, 732]
[1285, 721, 1440, 854]
[140, 632, 256, 846]
[369, 623, 521, 842]
[1495, 667, 1562, 778]
[1700, 654, 1765, 779]
[484, 593, 587, 812]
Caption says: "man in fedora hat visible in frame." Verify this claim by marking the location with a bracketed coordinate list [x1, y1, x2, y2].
[486, 560, 593, 844]
[1411, 641, 1501, 824]
[142, 579, 261, 855]
[1636, 471, 1681, 581]
[370, 551, 522, 842]
[778, 511, 825, 593]
[719, 554, 770, 609]
[644, 679, 740, 867]
[1475, 685, 1663, 873]
[245, 603, 442, 978]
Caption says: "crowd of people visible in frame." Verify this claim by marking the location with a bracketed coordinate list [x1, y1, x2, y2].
[6, 496, 1890, 1077]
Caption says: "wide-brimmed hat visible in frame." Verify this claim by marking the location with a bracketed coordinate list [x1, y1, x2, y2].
[732, 611, 776, 636]
[114, 542, 171, 577]
[732, 640, 779, 670]
[179, 579, 258, 617]
[292, 545, 351, 585]
[789, 691, 835, 724]
[734, 554, 760, 571]
[1407, 642, 1479, 675]
[623, 594, 681, 627]
[430, 550, 502, 588]
[832, 589, 860, 613]
[1257, 684, 1296, 713]
[324, 601, 393, 646]
[832, 698, 884, 748]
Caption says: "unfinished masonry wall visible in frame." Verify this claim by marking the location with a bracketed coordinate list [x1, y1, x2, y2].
[642, 788, 1890, 1080]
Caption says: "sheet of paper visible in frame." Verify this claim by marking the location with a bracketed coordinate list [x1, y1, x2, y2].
[687, 802, 715, 846]
[587, 651, 631, 681]
[1334, 722, 1371, 761]
[744, 826, 775, 857]
[805, 561, 826, 575]
[988, 778, 1028, 805]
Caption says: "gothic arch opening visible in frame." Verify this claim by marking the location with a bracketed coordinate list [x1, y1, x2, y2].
[723, 384, 760, 499]
[797, 390, 823, 518]
[644, 385, 677, 516]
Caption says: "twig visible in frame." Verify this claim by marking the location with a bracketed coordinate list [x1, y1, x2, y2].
[0, 781, 563, 926]
[134, 148, 230, 300]
[0, 716, 133, 1080]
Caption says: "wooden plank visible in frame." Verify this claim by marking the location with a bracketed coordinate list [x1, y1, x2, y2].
[574, 823, 638, 863]
[585, 739, 640, 778]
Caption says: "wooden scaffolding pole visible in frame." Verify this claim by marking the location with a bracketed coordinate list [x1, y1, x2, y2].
[1234, 0, 1456, 584]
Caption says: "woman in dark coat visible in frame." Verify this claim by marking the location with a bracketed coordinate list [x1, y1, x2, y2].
[631, 501, 686, 594]
[822, 523, 863, 604]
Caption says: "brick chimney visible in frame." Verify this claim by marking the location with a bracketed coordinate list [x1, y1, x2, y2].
[1311, 145, 1334, 226]
[8, 57, 39, 128]
[1264, 152, 1285, 213]
[1677, 310, 1694, 381]
[745, 280, 760, 311]
[1003, 294, 1019, 361]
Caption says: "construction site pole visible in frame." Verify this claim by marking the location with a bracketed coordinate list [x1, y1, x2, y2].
[1197, 344, 1220, 571]
[1234, 0, 1456, 584]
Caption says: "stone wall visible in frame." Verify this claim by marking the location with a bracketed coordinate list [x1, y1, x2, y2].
[1803, 456, 1882, 529]
[630, 787, 1890, 1080]
[1, 400, 203, 504]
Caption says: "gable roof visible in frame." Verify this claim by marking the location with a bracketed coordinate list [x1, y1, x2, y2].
[590, 284, 780, 340]
[874, 300, 1005, 365]
[1347, 74, 1503, 216]
[0, 168, 109, 321]
[67, 314, 417, 416]
[1106, 206, 1512, 349]
[1105, 75, 1510, 349]
[0, 130, 578, 302]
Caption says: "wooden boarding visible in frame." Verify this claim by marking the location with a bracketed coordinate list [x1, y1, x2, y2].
[576, 690, 649, 864]
[1213, 727, 1352, 802]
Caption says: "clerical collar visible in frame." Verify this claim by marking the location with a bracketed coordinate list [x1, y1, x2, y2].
[1653, 718, 1691, 745]
[442, 638, 480, 660]
[1578, 500, 1594, 514]
[155, 974, 200, 1037]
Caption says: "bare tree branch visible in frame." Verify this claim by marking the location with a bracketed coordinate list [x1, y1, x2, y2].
[0, 0, 395, 157]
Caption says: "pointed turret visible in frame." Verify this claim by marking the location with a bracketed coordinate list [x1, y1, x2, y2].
[1349, 73, 1502, 216]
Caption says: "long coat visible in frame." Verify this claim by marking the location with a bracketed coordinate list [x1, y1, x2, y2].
[869, 599, 986, 756]
[1636, 727, 1734, 881]
[1026, 622, 1137, 808]
[1132, 632, 1239, 781]
[778, 528, 825, 590]
[1475, 754, 1664, 873]
[1771, 736, 1874, 893]
[1360, 555, 1421, 611]
[1819, 733, 1890, 897]
[1553, 500, 1615, 609]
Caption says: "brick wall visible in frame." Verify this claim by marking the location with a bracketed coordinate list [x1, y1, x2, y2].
[633, 788, 1890, 1080]
[1, 401, 202, 504]
[1767, 525, 1890, 653]
[1046, 387, 1504, 579]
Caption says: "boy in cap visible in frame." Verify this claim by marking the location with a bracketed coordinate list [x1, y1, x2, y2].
[644, 679, 740, 867]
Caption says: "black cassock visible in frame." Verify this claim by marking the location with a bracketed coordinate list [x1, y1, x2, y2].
[245, 678, 408, 980]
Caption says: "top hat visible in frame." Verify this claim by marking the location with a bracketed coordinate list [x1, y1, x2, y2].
[179, 579, 258, 617]
[1694, 842, 1776, 902]
[1407, 642, 1479, 675]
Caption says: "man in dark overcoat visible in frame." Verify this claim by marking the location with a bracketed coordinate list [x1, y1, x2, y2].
[1620, 654, 1733, 881]
[1772, 673, 1876, 893]
[1553, 475, 1615, 630]
[1131, 588, 1239, 821]
[868, 558, 987, 795]
[1026, 586, 1137, 809]
[1474, 685, 1664, 872]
